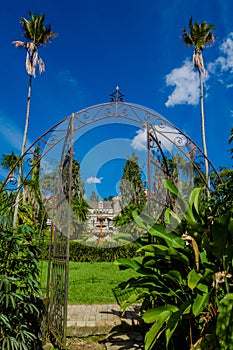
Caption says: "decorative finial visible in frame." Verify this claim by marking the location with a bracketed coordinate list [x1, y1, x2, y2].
[109, 86, 124, 102]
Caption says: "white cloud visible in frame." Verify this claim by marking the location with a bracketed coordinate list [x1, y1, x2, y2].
[131, 126, 186, 152]
[131, 129, 147, 151]
[165, 60, 200, 107]
[208, 32, 233, 74]
[86, 176, 103, 184]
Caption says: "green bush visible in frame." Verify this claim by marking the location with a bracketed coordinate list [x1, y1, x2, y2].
[0, 215, 45, 350]
[116, 180, 233, 349]
[40, 239, 140, 262]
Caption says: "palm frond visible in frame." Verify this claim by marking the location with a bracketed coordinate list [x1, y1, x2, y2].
[19, 12, 56, 46]
[229, 128, 233, 144]
[39, 58, 45, 74]
[181, 28, 193, 47]
[182, 17, 215, 72]
[12, 40, 26, 48]
[20, 17, 32, 41]
[13, 12, 56, 76]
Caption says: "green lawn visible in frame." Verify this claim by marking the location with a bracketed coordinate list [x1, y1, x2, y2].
[39, 261, 138, 304]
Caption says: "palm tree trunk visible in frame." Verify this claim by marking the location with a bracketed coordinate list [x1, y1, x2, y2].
[199, 70, 210, 190]
[13, 74, 33, 227]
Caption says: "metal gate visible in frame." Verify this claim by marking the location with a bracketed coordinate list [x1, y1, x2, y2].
[0, 87, 221, 348]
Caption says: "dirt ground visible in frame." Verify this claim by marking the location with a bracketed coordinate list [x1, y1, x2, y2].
[66, 336, 106, 350]
[44, 335, 106, 350]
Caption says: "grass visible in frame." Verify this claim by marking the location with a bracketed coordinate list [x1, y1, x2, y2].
[39, 261, 138, 304]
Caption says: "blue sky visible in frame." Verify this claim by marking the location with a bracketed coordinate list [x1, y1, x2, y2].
[0, 0, 233, 199]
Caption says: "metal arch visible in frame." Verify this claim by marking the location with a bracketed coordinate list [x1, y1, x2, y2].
[0, 99, 219, 198]
[0, 89, 222, 348]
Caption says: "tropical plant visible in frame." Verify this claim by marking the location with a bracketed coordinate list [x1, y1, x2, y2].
[210, 167, 233, 216]
[13, 12, 56, 226]
[182, 17, 215, 187]
[0, 152, 20, 182]
[114, 152, 146, 231]
[23, 145, 45, 225]
[119, 152, 146, 210]
[0, 215, 45, 349]
[116, 180, 233, 349]
[62, 151, 89, 223]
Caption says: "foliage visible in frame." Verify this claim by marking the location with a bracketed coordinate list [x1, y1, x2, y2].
[182, 17, 215, 74]
[0, 215, 45, 349]
[62, 152, 89, 222]
[0, 152, 20, 178]
[114, 152, 146, 236]
[23, 145, 46, 225]
[0, 186, 14, 217]
[13, 12, 57, 77]
[40, 239, 140, 262]
[210, 167, 233, 216]
[116, 180, 233, 349]
[119, 152, 146, 210]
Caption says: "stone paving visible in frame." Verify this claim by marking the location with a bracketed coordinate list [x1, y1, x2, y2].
[67, 303, 144, 349]
[67, 303, 123, 337]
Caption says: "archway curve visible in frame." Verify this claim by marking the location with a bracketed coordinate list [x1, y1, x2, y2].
[0, 88, 221, 348]
[1, 98, 219, 195]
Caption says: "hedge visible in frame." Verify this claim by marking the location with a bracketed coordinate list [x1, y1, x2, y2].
[39, 240, 140, 262]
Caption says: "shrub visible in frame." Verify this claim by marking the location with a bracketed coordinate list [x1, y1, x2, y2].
[116, 180, 233, 349]
[0, 215, 45, 350]
[40, 239, 140, 262]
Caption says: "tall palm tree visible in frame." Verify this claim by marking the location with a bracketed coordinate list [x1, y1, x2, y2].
[182, 17, 215, 188]
[13, 12, 56, 226]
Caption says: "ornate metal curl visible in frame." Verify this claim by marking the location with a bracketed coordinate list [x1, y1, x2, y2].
[173, 135, 188, 148]
[109, 86, 124, 102]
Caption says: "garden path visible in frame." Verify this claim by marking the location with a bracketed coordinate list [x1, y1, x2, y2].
[67, 303, 144, 349]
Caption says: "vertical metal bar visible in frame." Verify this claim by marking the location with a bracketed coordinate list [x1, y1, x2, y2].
[147, 119, 152, 244]
[147, 119, 151, 216]
[46, 222, 54, 301]
[63, 113, 74, 346]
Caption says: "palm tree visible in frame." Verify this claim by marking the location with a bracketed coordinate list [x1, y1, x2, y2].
[13, 12, 56, 226]
[182, 17, 215, 187]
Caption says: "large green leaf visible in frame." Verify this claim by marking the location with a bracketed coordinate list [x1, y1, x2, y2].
[165, 300, 191, 347]
[139, 244, 189, 265]
[148, 224, 184, 248]
[162, 179, 196, 222]
[192, 292, 210, 316]
[210, 214, 230, 259]
[188, 187, 202, 217]
[188, 269, 203, 290]
[216, 293, 233, 348]
[144, 310, 172, 350]
[163, 270, 184, 286]
[132, 211, 155, 230]
[143, 305, 178, 323]
[164, 180, 205, 225]
[115, 258, 142, 271]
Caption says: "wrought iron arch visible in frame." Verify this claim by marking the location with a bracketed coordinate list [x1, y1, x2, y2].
[0, 88, 221, 348]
